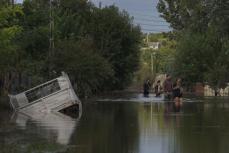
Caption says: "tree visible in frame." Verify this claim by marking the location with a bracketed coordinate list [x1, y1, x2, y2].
[88, 6, 141, 89]
[0, 0, 142, 97]
[157, 0, 212, 31]
[157, 0, 229, 92]
[53, 39, 114, 97]
[0, 4, 24, 93]
[53, 1, 141, 93]
[134, 32, 176, 86]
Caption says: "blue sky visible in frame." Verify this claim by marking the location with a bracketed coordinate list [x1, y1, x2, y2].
[91, 0, 171, 33]
[16, 0, 171, 33]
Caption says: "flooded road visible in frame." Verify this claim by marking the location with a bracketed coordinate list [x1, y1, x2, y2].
[1, 95, 229, 153]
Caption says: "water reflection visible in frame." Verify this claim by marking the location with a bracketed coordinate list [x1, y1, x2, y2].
[137, 102, 183, 153]
[97, 93, 165, 102]
[1, 97, 229, 153]
[97, 93, 200, 103]
[13, 111, 80, 145]
[68, 103, 140, 153]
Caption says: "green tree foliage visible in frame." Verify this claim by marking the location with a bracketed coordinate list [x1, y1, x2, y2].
[19, 0, 50, 82]
[53, 39, 114, 97]
[157, 0, 229, 91]
[157, 0, 213, 31]
[153, 33, 176, 74]
[53, 1, 141, 94]
[136, 32, 176, 84]
[87, 6, 141, 89]
[0, 4, 24, 93]
[0, 0, 141, 97]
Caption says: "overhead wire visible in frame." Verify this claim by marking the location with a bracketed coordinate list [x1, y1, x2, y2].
[141, 28, 171, 33]
[134, 17, 167, 23]
[134, 23, 170, 27]
[128, 10, 162, 18]
[118, 5, 171, 33]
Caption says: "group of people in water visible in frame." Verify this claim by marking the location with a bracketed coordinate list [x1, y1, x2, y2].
[143, 74, 183, 106]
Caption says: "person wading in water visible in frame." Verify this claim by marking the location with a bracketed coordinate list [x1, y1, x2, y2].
[155, 80, 162, 97]
[143, 79, 151, 97]
[163, 74, 173, 100]
[173, 78, 183, 108]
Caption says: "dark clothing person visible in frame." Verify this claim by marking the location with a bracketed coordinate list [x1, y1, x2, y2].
[172, 78, 183, 110]
[143, 80, 151, 97]
[155, 81, 162, 97]
[163, 79, 173, 92]
[173, 82, 183, 98]
[173, 87, 183, 98]
[0, 79, 3, 89]
[163, 77, 173, 100]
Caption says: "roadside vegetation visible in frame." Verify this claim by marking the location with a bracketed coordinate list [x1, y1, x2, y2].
[157, 0, 229, 91]
[0, 0, 141, 97]
[134, 32, 176, 87]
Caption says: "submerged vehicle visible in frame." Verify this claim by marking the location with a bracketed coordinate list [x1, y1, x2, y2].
[12, 111, 80, 145]
[9, 72, 82, 114]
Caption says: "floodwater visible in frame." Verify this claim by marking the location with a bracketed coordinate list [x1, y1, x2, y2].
[1, 94, 229, 153]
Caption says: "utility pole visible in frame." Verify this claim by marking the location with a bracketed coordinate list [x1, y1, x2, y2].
[9, 0, 14, 5]
[99, 1, 102, 9]
[151, 52, 156, 78]
[151, 53, 153, 74]
[49, 0, 55, 77]
[49, 0, 54, 56]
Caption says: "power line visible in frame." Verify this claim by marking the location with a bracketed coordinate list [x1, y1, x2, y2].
[134, 23, 170, 27]
[123, 4, 159, 12]
[141, 28, 172, 33]
[134, 17, 167, 23]
[128, 10, 161, 18]
[132, 13, 167, 19]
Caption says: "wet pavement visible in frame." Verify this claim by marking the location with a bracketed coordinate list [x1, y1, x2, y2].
[0, 94, 229, 153]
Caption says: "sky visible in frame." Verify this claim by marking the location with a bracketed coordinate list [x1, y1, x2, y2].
[16, 0, 171, 33]
[90, 0, 171, 33]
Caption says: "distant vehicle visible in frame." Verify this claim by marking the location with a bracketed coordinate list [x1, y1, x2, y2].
[9, 72, 82, 114]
